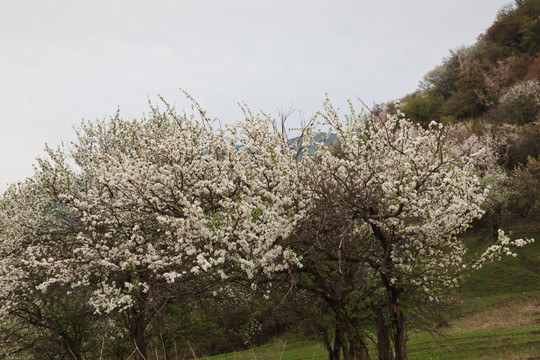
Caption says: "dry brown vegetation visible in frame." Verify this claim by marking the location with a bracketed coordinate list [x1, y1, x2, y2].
[450, 296, 540, 333]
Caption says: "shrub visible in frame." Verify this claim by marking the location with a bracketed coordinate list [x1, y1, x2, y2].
[524, 53, 540, 81]
[496, 79, 540, 124]
[442, 61, 487, 119]
[498, 121, 540, 169]
[476, 56, 524, 109]
[518, 15, 539, 52]
[401, 93, 443, 126]
[486, 13, 521, 47]
[420, 44, 486, 98]
[509, 155, 540, 219]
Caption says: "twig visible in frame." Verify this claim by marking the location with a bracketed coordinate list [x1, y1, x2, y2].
[126, 348, 138, 360]
[133, 340, 148, 360]
[187, 340, 197, 359]
[279, 339, 287, 360]
[67, 346, 78, 360]
[108, 346, 121, 360]
[160, 334, 167, 360]
[99, 337, 105, 360]
[178, 88, 212, 128]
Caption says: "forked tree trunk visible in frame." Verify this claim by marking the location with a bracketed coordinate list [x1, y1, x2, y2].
[324, 314, 372, 359]
[322, 320, 345, 360]
[322, 330, 334, 359]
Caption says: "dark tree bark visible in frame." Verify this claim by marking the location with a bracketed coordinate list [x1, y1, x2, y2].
[372, 302, 394, 360]
[322, 329, 334, 359]
[128, 296, 150, 360]
[332, 323, 343, 360]
[343, 332, 371, 360]
[339, 312, 371, 360]
[390, 294, 407, 360]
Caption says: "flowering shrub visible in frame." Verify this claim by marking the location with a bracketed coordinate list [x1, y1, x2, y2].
[302, 99, 531, 288]
[475, 56, 523, 109]
[496, 79, 540, 124]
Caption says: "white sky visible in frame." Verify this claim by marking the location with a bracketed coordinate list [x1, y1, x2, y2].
[0, 0, 511, 192]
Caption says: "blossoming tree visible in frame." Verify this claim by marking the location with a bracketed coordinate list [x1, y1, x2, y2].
[0, 104, 302, 359]
[290, 99, 533, 360]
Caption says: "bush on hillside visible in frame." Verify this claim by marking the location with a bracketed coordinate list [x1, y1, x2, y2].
[524, 53, 540, 80]
[401, 93, 444, 126]
[495, 79, 540, 125]
[498, 121, 540, 169]
[442, 61, 486, 119]
[510, 155, 540, 219]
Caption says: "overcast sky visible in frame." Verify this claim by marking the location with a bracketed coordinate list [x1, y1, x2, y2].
[1, 0, 511, 192]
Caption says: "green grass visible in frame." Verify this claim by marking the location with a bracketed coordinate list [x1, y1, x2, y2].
[406, 291, 540, 359]
[204, 334, 327, 360]
[201, 220, 540, 360]
[457, 221, 540, 318]
[408, 325, 540, 359]
[462, 222, 540, 297]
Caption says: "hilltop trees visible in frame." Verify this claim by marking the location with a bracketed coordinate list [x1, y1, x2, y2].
[401, 0, 540, 129]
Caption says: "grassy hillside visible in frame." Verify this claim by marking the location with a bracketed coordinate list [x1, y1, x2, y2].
[199, 221, 540, 360]
[405, 219, 540, 359]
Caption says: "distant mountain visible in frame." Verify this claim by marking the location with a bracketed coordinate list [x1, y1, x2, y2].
[288, 132, 338, 158]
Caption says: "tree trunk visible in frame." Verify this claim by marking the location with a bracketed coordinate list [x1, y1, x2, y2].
[332, 323, 343, 360]
[128, 305, 149, 360]
[371, 302, 394, 360]
[390, 296, 407, 360]
[322, 330, 334, 360]
[344, 334, 371, 360]
[341, 315, 371, 360]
